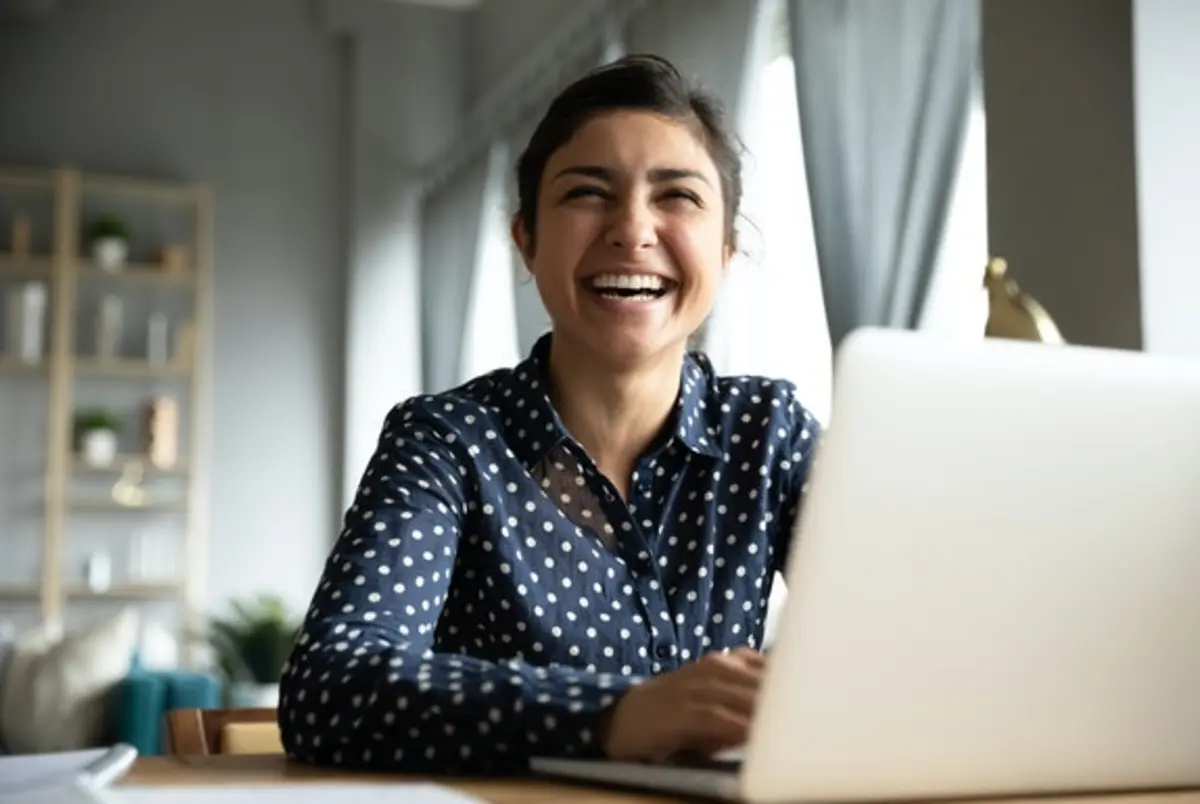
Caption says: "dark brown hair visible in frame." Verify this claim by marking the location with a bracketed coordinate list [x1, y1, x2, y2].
[514, 54, 743, 250]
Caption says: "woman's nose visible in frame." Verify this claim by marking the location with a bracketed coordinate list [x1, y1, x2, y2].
[604, 198, 657, 251]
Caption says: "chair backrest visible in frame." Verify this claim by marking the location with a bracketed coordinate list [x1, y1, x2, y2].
[164, 707, 282, 755]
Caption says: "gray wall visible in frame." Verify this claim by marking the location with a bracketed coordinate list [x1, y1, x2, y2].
[0, 0, 347, 621]
[0, 0, 573, 627]
[323, 0, 468, 510]
[982, 0, 1143, 350]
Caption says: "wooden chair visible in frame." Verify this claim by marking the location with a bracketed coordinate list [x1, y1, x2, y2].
[165, 707, 284, 755]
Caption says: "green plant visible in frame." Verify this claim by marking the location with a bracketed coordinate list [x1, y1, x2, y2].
[74, 409, 121, 439]
[86, 215, 129, 243]
[206, 594, 300, 685]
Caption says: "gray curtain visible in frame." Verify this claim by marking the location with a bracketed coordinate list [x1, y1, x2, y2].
[787, 0, 981, 348]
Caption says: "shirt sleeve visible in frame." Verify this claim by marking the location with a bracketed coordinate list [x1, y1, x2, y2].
[278, 398, 640, 775]
[771, 389, 823, 578]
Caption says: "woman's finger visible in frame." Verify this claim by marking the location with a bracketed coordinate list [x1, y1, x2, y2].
[682, 703, 752, 753]
[700, 652, 765, 690]
[693, 678, 759, 717]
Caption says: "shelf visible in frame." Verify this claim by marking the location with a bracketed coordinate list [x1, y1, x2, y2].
[0, 168, 54, 190]
[72, 454, 190, 475]
[74, 358, 192, 379]
[69, 497, 187, 512]
[0, 354, 47, 374]
[0, 582, 182, 602]
[65, 582, 182, 600]
[0, 583, 40, 601]
[0, 164, 211, 647]
[0, 254, 53, 277]
[76, 261, 195, 286]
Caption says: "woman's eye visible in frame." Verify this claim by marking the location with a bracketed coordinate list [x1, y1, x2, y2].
[563, 185, 606, 201]
[663, 189, 702, 206]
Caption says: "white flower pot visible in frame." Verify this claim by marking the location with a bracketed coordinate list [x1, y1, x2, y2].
[81, 428, 118, 467]
[229, 681, 280, 709]
[92, 237, 128, 272]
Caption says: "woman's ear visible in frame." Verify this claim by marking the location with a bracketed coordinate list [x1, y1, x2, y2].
[511, 215, 535, 266]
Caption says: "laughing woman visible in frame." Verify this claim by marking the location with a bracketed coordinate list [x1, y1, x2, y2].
[278, 54, 821, 775]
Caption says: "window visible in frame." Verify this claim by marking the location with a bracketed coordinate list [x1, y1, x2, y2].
[918, 78, 990, 340]
[706, 21, 988, 430]
[705, 41, 832, 425]
[458, 143, 522, 382]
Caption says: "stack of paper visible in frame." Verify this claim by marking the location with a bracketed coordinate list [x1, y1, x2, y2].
[0, 746, 137, 795]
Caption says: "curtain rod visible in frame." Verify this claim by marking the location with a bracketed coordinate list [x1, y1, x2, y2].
[417, 0, 649, 199]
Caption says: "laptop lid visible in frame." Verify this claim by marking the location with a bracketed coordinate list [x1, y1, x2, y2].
[740, 328, 1200, 803]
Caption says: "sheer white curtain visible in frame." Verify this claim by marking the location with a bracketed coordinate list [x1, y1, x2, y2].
[692, 7, 827, 643]
[703, 21, 833, 425]
[918, 72, 990, 340]
[459, 141, 522, 382]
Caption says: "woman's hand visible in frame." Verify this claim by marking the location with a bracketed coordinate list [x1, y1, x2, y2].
[600, 648, 766, 762]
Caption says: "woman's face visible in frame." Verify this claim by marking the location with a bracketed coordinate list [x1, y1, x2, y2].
[515, 110, 732, 369]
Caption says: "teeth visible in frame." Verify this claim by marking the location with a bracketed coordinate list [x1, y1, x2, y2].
[590, 274, 666, 291]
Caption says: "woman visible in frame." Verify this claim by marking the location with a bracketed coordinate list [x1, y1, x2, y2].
[278, 54, 821, 775]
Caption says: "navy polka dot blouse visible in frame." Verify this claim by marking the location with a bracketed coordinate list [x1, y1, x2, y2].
[278, 333, 822, 775]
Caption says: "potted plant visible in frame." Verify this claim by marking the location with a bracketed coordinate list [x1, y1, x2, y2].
[86, 215, 130, 272]
[74, 409, 122, 467]
[206, 594, 300, 708]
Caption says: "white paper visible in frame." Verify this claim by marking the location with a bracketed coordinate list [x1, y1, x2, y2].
[7, 782, 111, 804]
[0, 746, 136, 794]
[98, 784, 487, 804]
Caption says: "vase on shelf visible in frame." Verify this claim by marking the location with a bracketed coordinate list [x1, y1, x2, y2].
[84, 551, 112, 593]
[95, 295, 123, 361]
[143, 396, 179, 469]
[75, 409, 122, 468]
[158, 245, 189, 275]
[86, 215, 130, 272]
[4, 281, 46, 363]
[81, 428, 118, 467]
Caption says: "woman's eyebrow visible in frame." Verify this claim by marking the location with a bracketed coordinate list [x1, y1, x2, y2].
[551, 165, 712, 185]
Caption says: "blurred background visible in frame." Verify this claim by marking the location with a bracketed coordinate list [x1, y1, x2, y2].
[0, 0, 1193, 755]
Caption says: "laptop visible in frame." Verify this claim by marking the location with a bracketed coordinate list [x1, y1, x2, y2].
[531, 327, 1200, 803]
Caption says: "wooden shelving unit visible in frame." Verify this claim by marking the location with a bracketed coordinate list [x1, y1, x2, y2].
[0, 165, 212, 655]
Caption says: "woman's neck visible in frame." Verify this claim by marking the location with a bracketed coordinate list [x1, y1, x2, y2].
[547, 335, 685, 499]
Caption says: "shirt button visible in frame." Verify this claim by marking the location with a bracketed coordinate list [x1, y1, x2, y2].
[654, 644, 673, 659]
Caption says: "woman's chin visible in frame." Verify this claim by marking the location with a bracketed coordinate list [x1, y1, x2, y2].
[583, 328, 690, 369]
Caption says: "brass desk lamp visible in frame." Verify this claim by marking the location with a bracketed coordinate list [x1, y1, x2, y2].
[983, 256, 1065, 344]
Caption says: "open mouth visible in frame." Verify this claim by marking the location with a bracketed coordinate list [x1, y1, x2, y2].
[587, 273, 677, 301]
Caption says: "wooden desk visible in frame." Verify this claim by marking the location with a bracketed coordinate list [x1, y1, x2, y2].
[119, 754, 693, 803]
[120, 754, 1200, 804]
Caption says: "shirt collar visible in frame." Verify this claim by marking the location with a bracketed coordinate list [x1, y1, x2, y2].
[502, 333, 724, 471]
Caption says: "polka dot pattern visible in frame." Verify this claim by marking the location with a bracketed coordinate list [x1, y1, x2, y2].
[278, 334, 821, 774]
